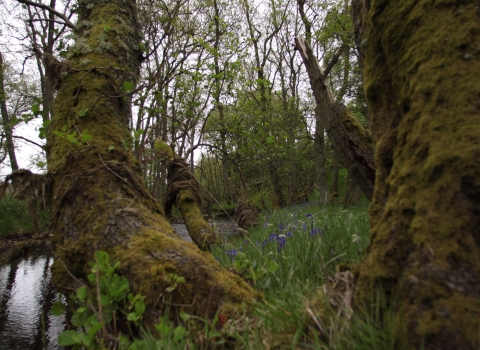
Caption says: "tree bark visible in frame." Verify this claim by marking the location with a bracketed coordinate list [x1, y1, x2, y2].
[352, 0, 480, 348]
[157, 140, 218, 251]
[0, 52, 19, 171]
[295, 36, 375, 201]
[47, 0, 257, 328]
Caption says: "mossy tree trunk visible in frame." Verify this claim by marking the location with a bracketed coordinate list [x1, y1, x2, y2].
[0, 52, 19, 171]
[295, 36, 375, 201]
[352, 0, 480, 348]
[47, 0, 257, 327]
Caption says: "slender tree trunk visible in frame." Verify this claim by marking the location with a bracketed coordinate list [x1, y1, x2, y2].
[331, 151, 339, 201]
[0, 52, 18, 172]
[351, 1, 480, 348]
[48, 0, 256, 328]
[295, 36, 375, 201]
[314, 104, 329, 204]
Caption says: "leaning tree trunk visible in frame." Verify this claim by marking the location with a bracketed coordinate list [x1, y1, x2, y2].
[47, 0, 257, 328]
[351, 0, 480, 348]
[295, 36, 375, 201]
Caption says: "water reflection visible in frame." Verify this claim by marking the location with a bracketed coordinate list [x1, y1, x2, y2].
[0, 254, 65, 349]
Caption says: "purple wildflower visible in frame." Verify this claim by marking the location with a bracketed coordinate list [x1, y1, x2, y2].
[263, 222, 269, 228]
[310, 228, 324, 237]
[286, 231, 293, 237]
[306, 213, 313, 219]
[269, 233, 279, 241]
[279, 223, 285, 231]
[276, 235, 287, 252]
[226, 249, 238, 257]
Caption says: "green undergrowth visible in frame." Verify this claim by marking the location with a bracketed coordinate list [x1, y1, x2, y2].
[0, 196, 49, 237]
[57, 203, 400, 349]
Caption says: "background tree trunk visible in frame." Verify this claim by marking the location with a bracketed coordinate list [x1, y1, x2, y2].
[352, 0, 480, 348]
[0, 52, 19, 172]
[48, 0, 256, 327]
[295, 36, 375, 201]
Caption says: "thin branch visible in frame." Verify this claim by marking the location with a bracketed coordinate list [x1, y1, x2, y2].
[16, 0, 77, 31]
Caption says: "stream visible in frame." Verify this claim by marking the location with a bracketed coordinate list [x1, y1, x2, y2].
[0, 253, 65, 349]
[0, 219, 239, 349]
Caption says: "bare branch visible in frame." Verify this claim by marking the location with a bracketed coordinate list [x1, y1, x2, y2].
[16, 0, 77, 31]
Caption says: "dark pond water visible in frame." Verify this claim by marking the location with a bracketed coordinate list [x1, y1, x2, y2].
[0, 253, 65, 350]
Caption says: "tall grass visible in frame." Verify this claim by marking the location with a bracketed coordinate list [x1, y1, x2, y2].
[207, 202, 395, 349]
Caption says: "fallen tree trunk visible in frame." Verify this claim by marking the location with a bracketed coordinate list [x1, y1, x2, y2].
[295, 36, 375, 200]
[45, 0, 257, 330]
[156, 140, 218, 251]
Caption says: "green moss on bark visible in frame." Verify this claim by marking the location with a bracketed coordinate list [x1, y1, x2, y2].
[48, 0, 257, 327]
[353, 0, 480, 348]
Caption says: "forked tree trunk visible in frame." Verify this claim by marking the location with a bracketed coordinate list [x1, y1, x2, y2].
[352, 0, 480, 348]
[47, 0, 256, 327]
[295, 36, 375, 201]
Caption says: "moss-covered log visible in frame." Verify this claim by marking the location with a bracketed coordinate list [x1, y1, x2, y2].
[352, 0, 480, 348]
[47, 0, 257, 329]
[155, 140, 218, 251]
[295, 36, 375, 200]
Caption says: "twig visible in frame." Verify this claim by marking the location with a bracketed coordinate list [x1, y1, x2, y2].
[98, 154, 128, 183]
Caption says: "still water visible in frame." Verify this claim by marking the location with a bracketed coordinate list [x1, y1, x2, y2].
[0, 253, 65, 349]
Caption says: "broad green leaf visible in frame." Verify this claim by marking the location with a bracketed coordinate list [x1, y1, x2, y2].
[87, 321, 103, 338]
[127, 312, 139, 322]
[81, 131, 92, 143]
[58, 330, 84, 346]
[122, 81, 135, 92]
[100, 294, 111, 307]
[267, 261, 279, 273]
[77, 285, 87, 301]
[53, 130, 65, 139]
[108, 146, 115, 151]
[51, 300, 66, 316]
[135, 300, 146, 316]
[173, 326, 187, 342]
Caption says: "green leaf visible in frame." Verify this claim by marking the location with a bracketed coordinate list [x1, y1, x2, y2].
[77, 285, 87, 301]
[127, 312, 139, 322]
[31, 103, 41, 115]
[87, 321, 103, 338]
[77, 108, 89, 117]
[59, 51, 69, 58]
[135, 300, 146, 316]
[81, 130, 92, 143]
[100, 294, 111, 307]
[122, 81, 135, 92]
[52, 130, 64, 138]
[179, 311, 191, 321]
[267, 260, 279, 273]
[173, 326, 187, 342]
[58, 330, 86, 346]
[108, 146, 115, 151]
[51, 300, 66, 316]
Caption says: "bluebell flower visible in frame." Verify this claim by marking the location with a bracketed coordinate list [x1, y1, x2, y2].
[263, 222, 269, 228]
[306, 213, 313, 219]
[226, 249, 238, 257]
[302, 223, 307, 230]
[276, 235, 287, 252]
[286, 231, 293, 237]
[244, 239, 249, 245]
[279, 223, 285, 231]
[269, 233, 279, 241]
[309, 228, 324, 237]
